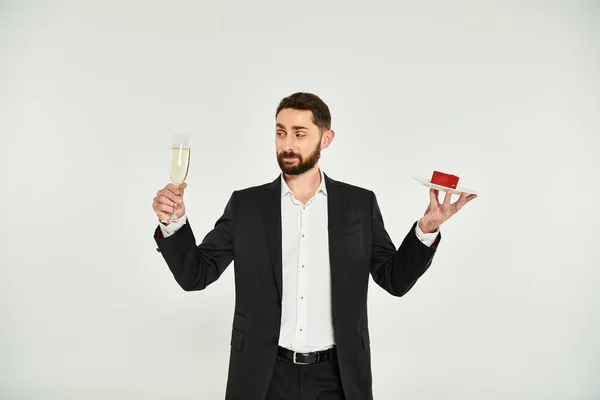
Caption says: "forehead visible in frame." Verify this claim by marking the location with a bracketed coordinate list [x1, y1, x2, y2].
[276, 108, 316, 128]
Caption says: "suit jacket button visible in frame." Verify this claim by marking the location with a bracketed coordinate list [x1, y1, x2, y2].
[272, 337, 277, 344]
[277, 300, 281, 307]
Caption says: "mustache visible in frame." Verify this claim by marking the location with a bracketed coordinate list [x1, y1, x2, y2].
[279, 151, 300, 158]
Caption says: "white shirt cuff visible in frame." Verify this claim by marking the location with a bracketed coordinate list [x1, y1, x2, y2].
[415, 218, 439, 246]
[159, 214, 187, 238]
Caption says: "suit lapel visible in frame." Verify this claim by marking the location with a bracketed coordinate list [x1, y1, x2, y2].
[261, 176, 283, 300]
[324, 174, 346, 236]
[325, 174, 347, 288]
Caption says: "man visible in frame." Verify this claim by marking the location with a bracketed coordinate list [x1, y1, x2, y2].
[152, 92, 477, 400]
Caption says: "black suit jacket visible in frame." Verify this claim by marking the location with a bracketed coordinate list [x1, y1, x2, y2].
[154, 173, 441, 400]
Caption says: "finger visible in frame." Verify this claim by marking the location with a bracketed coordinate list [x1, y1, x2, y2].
[428, 189, 435, 203]
[153, 196, 175, 211]
[443, 190, 452, 206]
[456, 193, 476, 205]
[175, 183, 188, 197]
[160, 188, 182, 204]
[429, 189, 439, 206]
[462, 194, 477, 207]
[427, 192, 438, 213]
[176, 183, 188, 195]
[155, 203, 176, 215]
[160, 193, 181, 207]
[166, 183, 183, 196]
[153, 197, 174, 216]
[158, 212, 172, 222]
[453, 195, 467, 212]
[452, 193, 472, 212]
[156, 195, 177, 208]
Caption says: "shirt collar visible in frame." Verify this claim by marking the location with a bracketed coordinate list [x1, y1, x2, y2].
[281, 168, 328, 198]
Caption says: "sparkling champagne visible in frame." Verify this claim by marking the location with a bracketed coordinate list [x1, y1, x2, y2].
[169, 147, 190, 185]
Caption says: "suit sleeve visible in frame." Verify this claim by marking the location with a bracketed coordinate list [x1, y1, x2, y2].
[369, 191, 440, 297]
[154, 191, 235, 291]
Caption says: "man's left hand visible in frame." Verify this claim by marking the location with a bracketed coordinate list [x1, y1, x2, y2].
[419, 189, 477, 233]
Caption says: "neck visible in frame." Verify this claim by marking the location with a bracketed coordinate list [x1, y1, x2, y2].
[283, 165, 322, 197]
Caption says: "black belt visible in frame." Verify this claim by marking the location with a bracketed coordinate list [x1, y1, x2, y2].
[277, 346, 337, 365]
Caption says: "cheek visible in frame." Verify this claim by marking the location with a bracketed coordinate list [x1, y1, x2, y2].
[297, 147, 309, 157]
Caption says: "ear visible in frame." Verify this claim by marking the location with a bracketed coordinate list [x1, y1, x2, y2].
[320, 129, 335, 149]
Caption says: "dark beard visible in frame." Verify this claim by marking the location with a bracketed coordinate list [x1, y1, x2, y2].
[277, 143, 321, 175]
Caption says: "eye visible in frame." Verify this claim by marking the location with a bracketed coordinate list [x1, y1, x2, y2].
[276, 130, 286, 136]
[296, 133, 305, 138]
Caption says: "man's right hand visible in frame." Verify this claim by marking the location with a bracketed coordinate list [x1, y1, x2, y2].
[153, 183, 187, 223]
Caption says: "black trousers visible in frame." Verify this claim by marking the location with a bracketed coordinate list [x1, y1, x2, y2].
[265, 350, 346, 400]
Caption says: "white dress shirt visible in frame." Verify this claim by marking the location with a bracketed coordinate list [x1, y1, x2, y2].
[278, 169, 333, 352]
[159, 170, 440, 352]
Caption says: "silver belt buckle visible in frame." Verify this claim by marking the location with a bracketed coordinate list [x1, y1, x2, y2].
[293, 351, 310, 365]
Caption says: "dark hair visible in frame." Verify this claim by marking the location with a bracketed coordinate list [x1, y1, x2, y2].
[276, 92, 331, 131]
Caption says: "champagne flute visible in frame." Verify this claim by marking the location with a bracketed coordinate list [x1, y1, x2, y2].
[162, 134, 191, 224]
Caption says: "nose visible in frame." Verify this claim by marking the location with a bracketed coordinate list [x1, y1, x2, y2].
[282, 135, 296, 152]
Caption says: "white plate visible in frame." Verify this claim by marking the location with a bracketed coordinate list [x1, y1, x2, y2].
[413, 176, 477, 195]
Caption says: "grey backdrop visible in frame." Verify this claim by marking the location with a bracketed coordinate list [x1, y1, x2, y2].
[1, 1, 598, 399]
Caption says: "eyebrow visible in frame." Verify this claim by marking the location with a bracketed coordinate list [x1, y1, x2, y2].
[276, 123, 309, 131]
